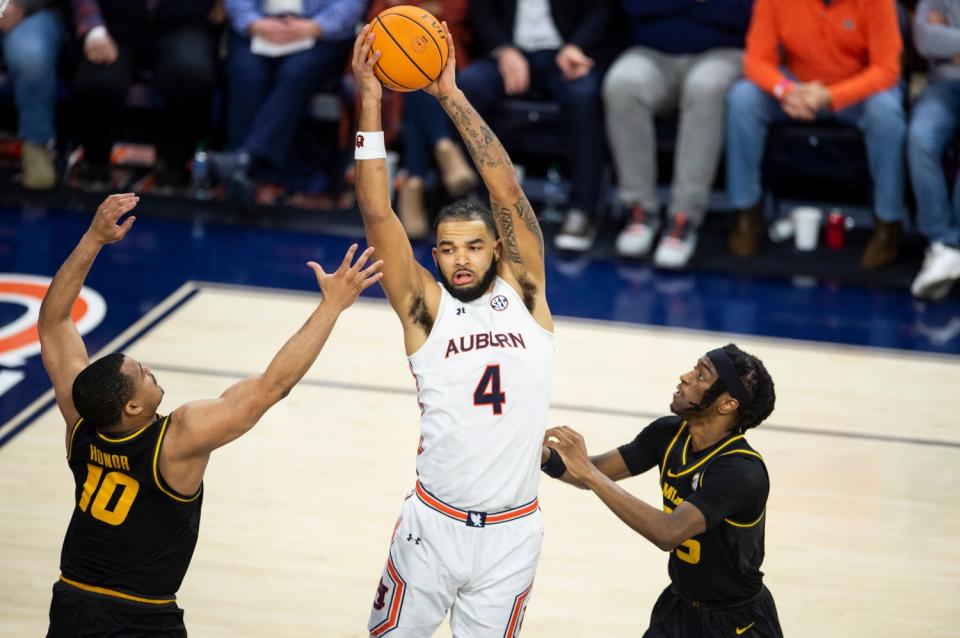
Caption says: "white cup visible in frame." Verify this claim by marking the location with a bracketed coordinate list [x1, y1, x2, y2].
[792, 207, 822, 251]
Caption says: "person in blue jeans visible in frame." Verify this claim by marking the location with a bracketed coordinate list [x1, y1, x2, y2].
[218, 0, 364, 206]
[460, 0, 617, 252]
[725, 0, 907, 268]
[0, 1, 64, 190]
[908, 0, 960, 300]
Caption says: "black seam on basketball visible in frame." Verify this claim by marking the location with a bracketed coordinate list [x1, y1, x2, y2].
[381, 11, 445, 69]
[375, 15, 434, 83]
[375, 59, 413, 90]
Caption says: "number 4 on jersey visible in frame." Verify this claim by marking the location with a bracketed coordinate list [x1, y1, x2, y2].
[474, 365, 506, 415]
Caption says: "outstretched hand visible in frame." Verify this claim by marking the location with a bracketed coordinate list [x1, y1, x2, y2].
[352, 24, 383, 104]
[545, 426, 595, 482]
[87, 193, 138, 245]
[423, 21, 458, 98]
[308, 244, 384, 312]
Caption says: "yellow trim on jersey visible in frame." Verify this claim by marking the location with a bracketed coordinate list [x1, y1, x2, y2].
[725, 509, 766, 528]
[97, 422, 153, 443]
[659, 421, 688, 484]
[152, 416, 202, 503]
[66, 418, 85, 461]
[666, 434, 745, 478]
[720, 449, 764, 462]
[680, 434, 691, 465]
[59, 575, 175, 604]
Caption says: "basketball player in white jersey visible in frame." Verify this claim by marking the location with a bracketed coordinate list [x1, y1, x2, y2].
[352, 23, 554, 638]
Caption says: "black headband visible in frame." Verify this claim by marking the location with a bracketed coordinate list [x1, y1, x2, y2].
[706, 348, 751, 410]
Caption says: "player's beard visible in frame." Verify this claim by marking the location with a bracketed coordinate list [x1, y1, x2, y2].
[438, 257, 498, 303]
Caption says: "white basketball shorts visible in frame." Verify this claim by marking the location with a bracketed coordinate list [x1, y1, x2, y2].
[368, 482, 543, 637]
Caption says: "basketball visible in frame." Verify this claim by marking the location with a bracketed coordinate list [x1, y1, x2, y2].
[369, 5, 449, 92]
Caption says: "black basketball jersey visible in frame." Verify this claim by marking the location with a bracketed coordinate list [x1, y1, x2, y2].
[60, 415, 203, 598]
[619, 416, 769, 605]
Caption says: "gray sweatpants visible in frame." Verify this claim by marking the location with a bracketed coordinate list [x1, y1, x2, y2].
[603, 46, 743, 226]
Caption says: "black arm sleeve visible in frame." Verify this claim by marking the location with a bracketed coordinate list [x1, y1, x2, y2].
[684, 457, 768, 530]
[616, 416, 682, 476]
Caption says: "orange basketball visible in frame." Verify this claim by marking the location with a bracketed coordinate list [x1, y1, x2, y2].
[369, 5, 448, 92]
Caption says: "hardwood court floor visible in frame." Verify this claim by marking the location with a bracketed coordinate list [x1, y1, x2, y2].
[2, 285, 958, 637]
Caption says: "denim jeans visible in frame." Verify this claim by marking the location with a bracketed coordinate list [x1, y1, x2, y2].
[402, 90, 452, 178]
[0, 9, 63, 144]
[227, 32, 351, 168]
[725, 79, 908, 222]
[457, 50, 606, 215]
[907, 81, 960, 246]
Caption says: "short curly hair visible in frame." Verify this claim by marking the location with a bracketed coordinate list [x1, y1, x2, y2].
[433, 198, 499, 240]
[72, 353, 134, 428]
[694, 344, 776, 432]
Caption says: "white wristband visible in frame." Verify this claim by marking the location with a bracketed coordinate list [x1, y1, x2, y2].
[354, 131, 387, 160]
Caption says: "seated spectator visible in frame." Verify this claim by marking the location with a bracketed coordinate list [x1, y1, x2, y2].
[217, 0, 364, 206]
[69, 0, 219, 192]
[908, 0, 960, 299]
[459, 0, 617, 252]
[605, 0, 752, 269]
[0, 0, 64, 190]
[366, 0, 478, 240]
[726, 0, 907, 268]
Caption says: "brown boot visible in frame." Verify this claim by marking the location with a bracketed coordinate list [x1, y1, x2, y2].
[398, 177, 430, 240]
[728, 203, 765, 257]
[22, 142, 56, 190]
[435, 138, 478, 198]
[861, 219, 902, 269]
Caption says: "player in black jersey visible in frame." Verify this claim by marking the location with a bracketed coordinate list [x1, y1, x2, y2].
[541, 343, 783, 637]
[38, 193, 383, 637]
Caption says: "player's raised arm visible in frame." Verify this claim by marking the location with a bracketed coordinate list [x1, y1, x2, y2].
[39, 194, 139, 446]
[160, 246, 382, 494]
[425, 25, 546, 286]
[352, 25, 438, 330]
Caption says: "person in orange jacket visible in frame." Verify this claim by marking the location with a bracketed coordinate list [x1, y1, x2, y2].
[725, 0, 908, 268]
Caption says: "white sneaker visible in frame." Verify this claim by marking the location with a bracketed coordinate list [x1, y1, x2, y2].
[554, 209, 596, 252]
[653, 213, 698, 269]
[911, 242, 960, 300]
[615, 205, 660, 258]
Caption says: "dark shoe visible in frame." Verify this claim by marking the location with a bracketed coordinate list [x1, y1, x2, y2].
[728, 203, 765, 257]
[72, 160, 111, 192]
[554, 209, 596, 252]
[861, 219, 902, 269]
[205, 151, 254, 212]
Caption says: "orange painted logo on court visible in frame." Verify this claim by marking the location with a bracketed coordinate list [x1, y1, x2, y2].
[0, 274, 106, 366]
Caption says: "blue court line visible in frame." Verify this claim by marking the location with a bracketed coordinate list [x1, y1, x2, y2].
[144, 362, 960, 451]
[0, 287, 201, 448]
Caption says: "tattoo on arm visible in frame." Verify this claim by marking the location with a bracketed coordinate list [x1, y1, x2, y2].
[496, 205, 523, 265]
[513, 196, 544, 258]
[438, 95, 511, 170]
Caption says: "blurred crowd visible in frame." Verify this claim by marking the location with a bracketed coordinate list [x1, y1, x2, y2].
[0, 0, 958, 298]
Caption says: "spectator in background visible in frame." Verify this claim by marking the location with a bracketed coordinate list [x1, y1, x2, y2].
[0, 0, 64, 190]
[367, 0, 477, 239]
[908, 0, 960, 299]
[605, 0, 752, 269]
[69, 0, 219, 192]
[726, 0, 907, 268]
[461, 0, 617, 252]
[218, 0, 364, 206]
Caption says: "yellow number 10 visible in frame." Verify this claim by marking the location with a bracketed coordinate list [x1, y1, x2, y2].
[78, 463, 140, 526]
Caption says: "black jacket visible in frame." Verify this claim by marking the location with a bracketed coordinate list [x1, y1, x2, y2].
[470, 0, 620, 66]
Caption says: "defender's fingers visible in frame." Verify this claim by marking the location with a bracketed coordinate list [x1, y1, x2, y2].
[339, 243, 360, 270]
[359, 258, 384, 277]
[119, 216, 136, 233]
[306, 261, 327, 278]
[360, 271, 385, 290]
[351, 246, 376, 271]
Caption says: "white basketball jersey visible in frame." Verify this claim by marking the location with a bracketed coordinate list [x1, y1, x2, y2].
[408, 277, 555, 511]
